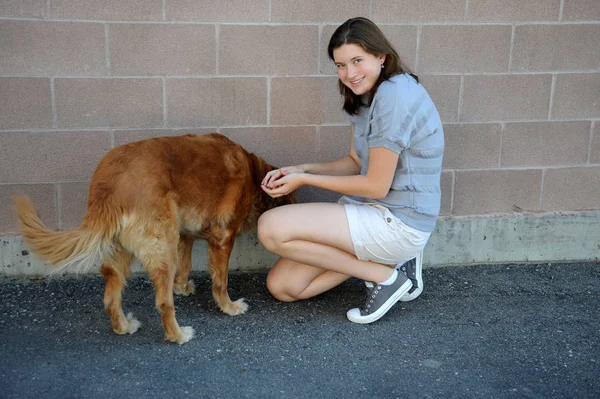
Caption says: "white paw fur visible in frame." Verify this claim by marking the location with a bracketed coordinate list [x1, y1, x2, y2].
[174, 280, 196, 296]
[176, 326, 195, 345]
[223, 298, 249, 316]
[125, 312, 141, 334]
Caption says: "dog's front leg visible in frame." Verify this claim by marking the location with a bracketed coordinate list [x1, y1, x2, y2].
[207, 229, 248, 315]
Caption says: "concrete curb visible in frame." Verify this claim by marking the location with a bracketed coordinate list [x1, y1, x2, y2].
[427, 210, 600, 266]
[2, 211, 599, 276]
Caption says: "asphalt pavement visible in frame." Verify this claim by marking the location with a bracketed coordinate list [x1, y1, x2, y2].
[1, 262, 599, 398]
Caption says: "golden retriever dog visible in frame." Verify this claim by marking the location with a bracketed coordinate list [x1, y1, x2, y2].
[14, 133, 295, 344]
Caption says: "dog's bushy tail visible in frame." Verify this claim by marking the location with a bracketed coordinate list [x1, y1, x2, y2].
[14, 195, 116, 275]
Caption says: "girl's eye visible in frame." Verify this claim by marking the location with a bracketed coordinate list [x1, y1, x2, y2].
[336, 64, 344, 69]
[353, 59, 362, 64]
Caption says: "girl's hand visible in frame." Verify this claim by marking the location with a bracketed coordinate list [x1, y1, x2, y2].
[261, 173, 305, 198]
[261, 165, 305, 189]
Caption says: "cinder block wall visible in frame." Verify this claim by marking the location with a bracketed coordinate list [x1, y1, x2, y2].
[1, 1, 599, 242]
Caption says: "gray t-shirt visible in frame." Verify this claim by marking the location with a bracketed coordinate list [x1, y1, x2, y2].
[346, 74, 445, 233]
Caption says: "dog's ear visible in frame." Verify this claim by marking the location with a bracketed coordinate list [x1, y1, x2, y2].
[248, 152, 297, 206]
[248, 152, 275, 186]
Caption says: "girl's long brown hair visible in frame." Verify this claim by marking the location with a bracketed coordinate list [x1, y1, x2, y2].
[328, 17, 418, 115]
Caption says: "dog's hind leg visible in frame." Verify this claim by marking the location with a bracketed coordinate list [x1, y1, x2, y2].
[208, 228, 248, 316]
[146, 253, 195, 344]
[122, 197, 194, 344]
[100, 249, 140, 335]
[174, 235, 195, 296]
[138, 226, 194, 344]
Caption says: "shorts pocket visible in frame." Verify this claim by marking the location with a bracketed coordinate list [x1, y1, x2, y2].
[380, 207, 430, 248]
[369, 205, 399, 231]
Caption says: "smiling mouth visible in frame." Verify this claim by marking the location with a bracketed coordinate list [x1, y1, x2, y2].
[350, 77, 364, 86]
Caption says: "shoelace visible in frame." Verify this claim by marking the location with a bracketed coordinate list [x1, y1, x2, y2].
[361, 282, 381, 313]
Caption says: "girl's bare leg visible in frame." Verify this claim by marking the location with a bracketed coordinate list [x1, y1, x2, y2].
[266, 258, 352, 301]
[258, 203, 394, 301]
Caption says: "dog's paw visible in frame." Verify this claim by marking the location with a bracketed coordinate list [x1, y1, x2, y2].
[125, 312, 141, 334]
[169, 326, 195, 345]
[222, 298, 249, 316]
[174, 280, 196, 296]
[113, 312, 141, 335]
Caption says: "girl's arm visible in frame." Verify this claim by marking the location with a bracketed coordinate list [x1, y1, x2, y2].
[263, 146, 399, 200]
[300, 153, 360, 176]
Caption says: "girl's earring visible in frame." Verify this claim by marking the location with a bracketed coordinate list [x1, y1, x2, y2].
[381, 64, 384, 69]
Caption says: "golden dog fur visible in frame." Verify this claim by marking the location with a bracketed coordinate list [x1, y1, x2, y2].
[14, 133, 295, 344]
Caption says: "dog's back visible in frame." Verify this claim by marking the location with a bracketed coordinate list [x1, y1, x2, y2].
[87, 133, 263, 233]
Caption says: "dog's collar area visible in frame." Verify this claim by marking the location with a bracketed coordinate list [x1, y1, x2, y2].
[265, 195, 273, 207]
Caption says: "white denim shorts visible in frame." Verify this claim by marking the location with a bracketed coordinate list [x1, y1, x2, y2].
[339, 196, 431, 265]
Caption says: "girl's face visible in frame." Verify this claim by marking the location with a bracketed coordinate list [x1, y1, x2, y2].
[333, 43, 386, 96]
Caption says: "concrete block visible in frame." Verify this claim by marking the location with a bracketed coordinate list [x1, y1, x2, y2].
[166, 0, 269, 22]
[502, 121, 591, 166]
[110, 24, 216, 75]
[0, 131, 110, 184]
[512, 24, 600, 71]
[420, 75, 461, 123]
[440, 171, 453, 216]
[0, 78, 52, 129]
[0, 21, 105, 75]
[420, 25, 511, 73]
[271, 0, 368, 22]
[220, 25, 318, 75]
[467, 0, 560, 21]
[563, 0, 600, 21]
[167, 77, 267, 126]
[55, 78, 163, 128]
[372, 0, 465, 22]
[0, 0, 46, 17]
[317, 125, 351, 163]
[543, 166, 600, 211]
[50, 0, 162, 20]
[454, 170, 542, 215]
[270, 77, 345, 125]
[443, 123, 502, 169]
[552, 73, 600, 120]
[461, 74, 551, 122]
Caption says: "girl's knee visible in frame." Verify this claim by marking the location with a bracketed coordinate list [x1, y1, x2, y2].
[269, 288, 298, 303]
[266, 269, 298, 303]
[257, 212, 279, 251]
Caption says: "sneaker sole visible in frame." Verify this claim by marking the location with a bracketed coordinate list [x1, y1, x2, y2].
[399, 285, 422, 302]
[399, 252, 423, 302]
[346, 279, 413, 324]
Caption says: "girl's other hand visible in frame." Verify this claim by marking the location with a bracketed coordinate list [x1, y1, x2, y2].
[261, 165, 304, 189]
[261, 173, 305, 198]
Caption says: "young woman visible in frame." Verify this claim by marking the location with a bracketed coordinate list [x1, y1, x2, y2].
[258, 17, 444, 324]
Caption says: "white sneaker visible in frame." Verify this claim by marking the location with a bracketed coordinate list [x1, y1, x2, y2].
[365, 252, 424, 302]
[347, 272, 412, 324]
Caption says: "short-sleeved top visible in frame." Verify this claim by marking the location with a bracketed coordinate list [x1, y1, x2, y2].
[346, 74, 445, 233]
